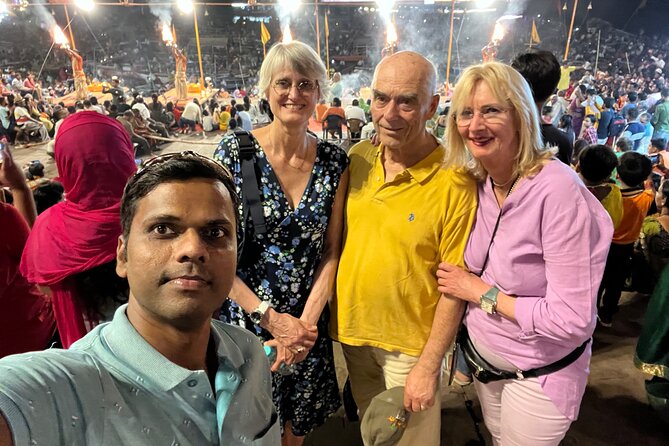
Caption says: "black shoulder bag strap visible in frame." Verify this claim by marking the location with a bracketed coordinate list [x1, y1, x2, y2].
[234, 129, 267, 237]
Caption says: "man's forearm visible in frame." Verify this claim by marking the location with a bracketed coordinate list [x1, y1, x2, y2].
[416, 295, 464, 374]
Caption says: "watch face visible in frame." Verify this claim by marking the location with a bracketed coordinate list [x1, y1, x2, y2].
[480, 298, 494, 314]
[250, 311, 262, 324]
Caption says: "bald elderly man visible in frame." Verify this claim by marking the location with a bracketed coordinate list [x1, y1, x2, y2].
[331, 51, 477, 444]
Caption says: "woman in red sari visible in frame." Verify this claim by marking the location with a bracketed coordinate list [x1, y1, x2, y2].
[20, 111, 135, 347]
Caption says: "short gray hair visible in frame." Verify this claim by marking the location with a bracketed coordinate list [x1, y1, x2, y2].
[257, 41, 330, 101]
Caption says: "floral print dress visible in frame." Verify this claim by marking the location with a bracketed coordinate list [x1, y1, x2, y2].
[213, 133, 348, 436]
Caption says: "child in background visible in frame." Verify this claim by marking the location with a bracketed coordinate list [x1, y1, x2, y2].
[578, 144, 623, 231]
[598, 152, 654, 327]
[581, 114, 599, 145]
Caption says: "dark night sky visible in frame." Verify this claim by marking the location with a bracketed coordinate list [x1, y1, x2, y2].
[528, 0, 669, 36]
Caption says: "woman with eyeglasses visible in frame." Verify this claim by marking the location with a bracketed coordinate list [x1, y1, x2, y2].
[436, 62, 613, 445]
[213, 41, 348, 445]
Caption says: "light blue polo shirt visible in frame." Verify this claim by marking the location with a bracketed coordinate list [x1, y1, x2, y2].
[0, 305, 280, 445]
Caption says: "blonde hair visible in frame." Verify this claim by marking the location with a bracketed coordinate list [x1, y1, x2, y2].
[443, 62, 554, 181]
[257, 41, 330, 101]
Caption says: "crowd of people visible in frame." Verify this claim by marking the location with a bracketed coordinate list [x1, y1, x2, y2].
[1, 13, 669, 446]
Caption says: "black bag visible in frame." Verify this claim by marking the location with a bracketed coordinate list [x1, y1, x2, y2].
[457, 325, 590, 384]
[233, 129, 266, 260]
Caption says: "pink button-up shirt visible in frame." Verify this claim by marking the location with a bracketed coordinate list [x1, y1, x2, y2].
[464, 160, 613, 420]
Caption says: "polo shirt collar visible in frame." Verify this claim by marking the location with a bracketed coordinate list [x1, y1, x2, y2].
[376, 141, 445, 184]
[102, 304, 241, 392]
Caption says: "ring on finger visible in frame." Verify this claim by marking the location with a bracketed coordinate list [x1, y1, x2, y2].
[296, 346, 306, 353]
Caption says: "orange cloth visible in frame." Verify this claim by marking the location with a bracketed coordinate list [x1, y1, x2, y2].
[315, 103, 328, 122]
[612, 189, 654, 245]
[322, 106, 346, 121]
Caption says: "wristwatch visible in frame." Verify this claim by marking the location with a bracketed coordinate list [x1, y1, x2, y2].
[480, 286, 500, 314]
[249, 301, 272, 325]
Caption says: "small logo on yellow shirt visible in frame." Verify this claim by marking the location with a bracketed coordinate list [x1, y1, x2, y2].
[408, 213, 415, 222]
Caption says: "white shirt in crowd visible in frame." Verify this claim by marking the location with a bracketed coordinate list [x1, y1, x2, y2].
[237, 110, 253, 132]
[345, 105, 367, 123]
[181, 102, 202, 123]
[132, 103, 151, 121]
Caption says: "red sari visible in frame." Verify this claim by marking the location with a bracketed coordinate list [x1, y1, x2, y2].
[20, 112, 136, 347]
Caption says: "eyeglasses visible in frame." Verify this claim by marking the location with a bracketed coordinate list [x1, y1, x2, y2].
[272, 79, 319, 96]
[135, 151, 233, 182]
[454, 105, 510, 126]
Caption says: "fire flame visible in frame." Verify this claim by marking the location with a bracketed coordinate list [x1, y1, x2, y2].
[52, 25, 70, 48]
[386, 22, 397, 45]
[491, 22, 505, 43]
[282, 24, 292, 44]
[162, 23, 174, 46]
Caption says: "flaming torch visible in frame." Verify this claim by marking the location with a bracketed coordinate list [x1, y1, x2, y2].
[382, 21, 398, 58]
[282, 23, 293, 44]
[162, 23, 175, 47]
[52, 25, 70, 49]
[482, 22, 505, 62]
[491, 22, 506, 44]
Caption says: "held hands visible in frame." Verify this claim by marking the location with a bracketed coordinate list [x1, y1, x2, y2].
[264, 339, 309, 372]
[436, 262, 487, 305]
[404, 362, 438, 413]
[264, 309, 318, 352]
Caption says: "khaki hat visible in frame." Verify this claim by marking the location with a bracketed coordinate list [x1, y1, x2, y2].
[361, 386, 410, 446]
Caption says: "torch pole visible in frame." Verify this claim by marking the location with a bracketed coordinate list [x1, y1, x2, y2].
[325, 12, 330, 73]
[315, 1, 321, 58]
[63, 5, 77, 51]
[193, 5, 205, 90]
[594, 30, 601, 73]
[36, 16, 76, 93]
[445, 0, 456, 88]
[563, 0, 578, 61]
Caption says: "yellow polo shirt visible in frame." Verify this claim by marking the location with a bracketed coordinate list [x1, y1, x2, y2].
[332, 141, 477, 356]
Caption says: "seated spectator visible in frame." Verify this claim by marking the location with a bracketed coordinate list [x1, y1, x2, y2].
[13, 98, 48, 142]
[32, 181, 64, 214]
[0, 96, 12, 137]
[218, 104, 231, 132]
[0, 153, 280, 445]
[0, 145, 56, 358]
[345, 99, 366, 123]
[180, 98, 202, 132]
[322, 97, 346, 122]
[20, 112, 136, 347]
[117, 110, 151, 156]
[255, 98, 272, 126]
[235, 103, 253, 131]
[147, 94, 165, 123]
[202, 109, 214, 132]
[315, 99, 328, 122]
[322, 97, 346, 139]
[164, 102, 176, 129]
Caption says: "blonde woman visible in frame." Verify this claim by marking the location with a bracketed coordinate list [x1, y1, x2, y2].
[437, 62, 613, 445]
